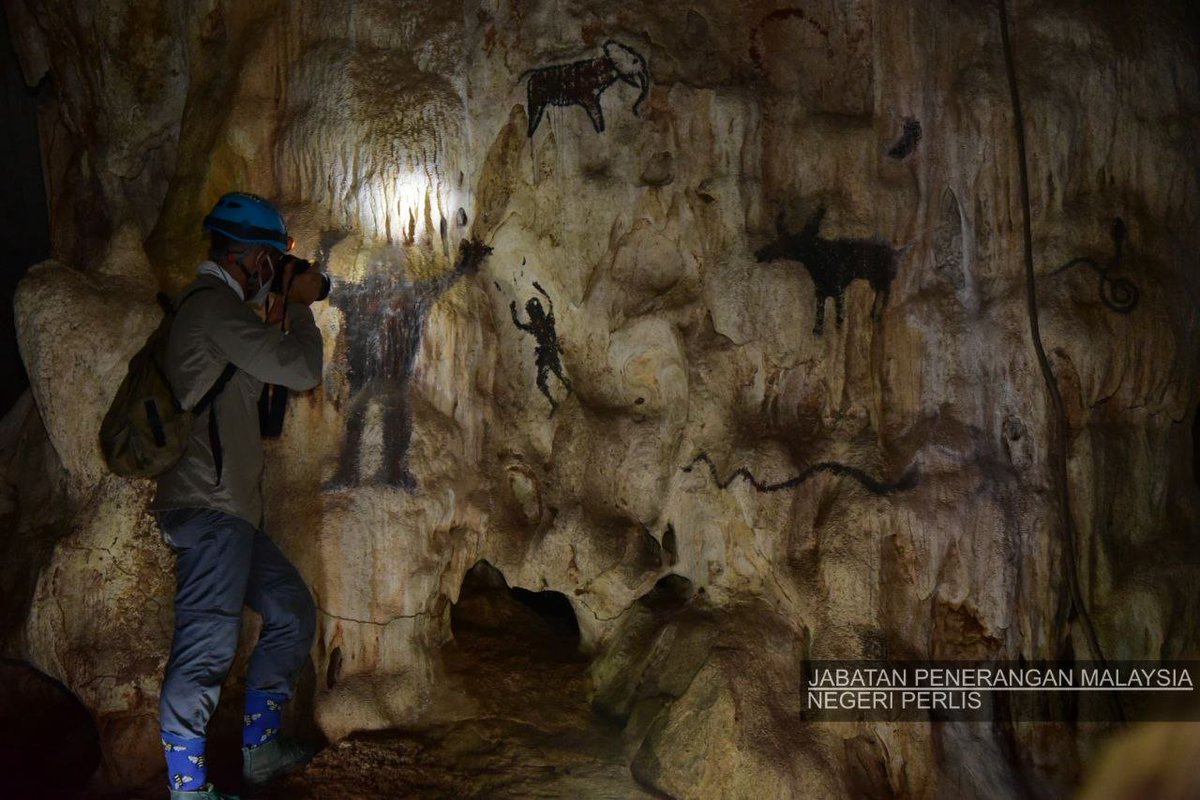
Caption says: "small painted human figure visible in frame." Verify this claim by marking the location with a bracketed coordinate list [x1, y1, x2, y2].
[327, 239, 491, 490]
[510, 281, 572, 415]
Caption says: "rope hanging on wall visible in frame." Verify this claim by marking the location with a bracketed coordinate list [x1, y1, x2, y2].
[998, 0, 1123, 723]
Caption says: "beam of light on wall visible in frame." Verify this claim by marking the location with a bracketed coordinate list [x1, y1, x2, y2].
[347, 168, 456, 247]
[393, 171, 427, 243]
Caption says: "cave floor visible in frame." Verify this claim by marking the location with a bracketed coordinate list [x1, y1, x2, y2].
[259, 599, 656, 800]
[261, 715, 649, 800]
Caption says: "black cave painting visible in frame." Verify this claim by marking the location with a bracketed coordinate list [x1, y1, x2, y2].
[326, 240, 491, 491]
[886, 117, 922, 159]
[524, 40, 650, 137]
[510, 281, 572, 415]
[754, 207, 906, 336]
[1050, 217, 1139, 313]
[316, 229, 352, 265]
[682, 452, 918, 495]
[749, 8, 829, 75]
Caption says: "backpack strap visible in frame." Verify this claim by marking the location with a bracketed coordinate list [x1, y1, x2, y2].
[156, 284, 239, 414]
[151, 287, 217, 411]
[208, 403, 222, 485]
[169, 285, 216, 313]
[195, 360, 239, 485]
[167, 284, 239, 485]
[193, 363, 238, 415]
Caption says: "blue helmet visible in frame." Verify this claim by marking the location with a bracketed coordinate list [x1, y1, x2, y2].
[202, 192, 293, 253]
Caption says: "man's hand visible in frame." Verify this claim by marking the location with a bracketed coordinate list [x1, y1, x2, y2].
[266, 261, 325, 326]
[286, 270, 326, 305]
[266, 297, 286, 325]
[455, 239, 492, 276]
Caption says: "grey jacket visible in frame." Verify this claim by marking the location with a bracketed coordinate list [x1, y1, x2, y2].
[151, 267, 323, 527]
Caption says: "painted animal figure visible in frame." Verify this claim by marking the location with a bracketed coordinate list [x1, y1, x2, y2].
[755, 207, 905, 335]
[525, 40, 650, 137]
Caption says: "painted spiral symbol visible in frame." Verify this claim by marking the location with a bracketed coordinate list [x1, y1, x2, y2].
[1051, 218, 1140, 314]
[1052, 256, 1140, 315]
[1101, 276, 1139, 313]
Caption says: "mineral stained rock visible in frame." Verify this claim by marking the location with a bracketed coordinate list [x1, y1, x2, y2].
[3, 0, 1198, 796]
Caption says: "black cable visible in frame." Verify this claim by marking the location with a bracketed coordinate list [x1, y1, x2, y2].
[998, 0, 1121, 720]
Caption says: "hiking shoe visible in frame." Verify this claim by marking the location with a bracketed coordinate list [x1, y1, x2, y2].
[242, 737, 315, 787]
[170, 784, 240, 800]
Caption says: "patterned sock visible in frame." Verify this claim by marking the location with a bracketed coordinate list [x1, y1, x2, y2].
[243, 688, 287, 749]
[161, 732, 207, 792]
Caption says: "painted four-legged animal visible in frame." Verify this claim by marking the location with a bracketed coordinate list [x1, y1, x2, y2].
[755, 207, 905, 335]
[524, 40, 650, 137]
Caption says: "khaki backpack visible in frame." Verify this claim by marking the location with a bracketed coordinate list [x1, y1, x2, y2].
[100, 288, 236, 477]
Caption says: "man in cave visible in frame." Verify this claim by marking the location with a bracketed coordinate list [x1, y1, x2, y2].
[150, 192, 326, 799]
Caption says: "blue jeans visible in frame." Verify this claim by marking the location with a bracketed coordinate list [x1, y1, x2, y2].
[157, 508, 316, 739]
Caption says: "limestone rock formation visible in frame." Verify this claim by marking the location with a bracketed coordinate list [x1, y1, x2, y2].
[2, 0, 1198, 797]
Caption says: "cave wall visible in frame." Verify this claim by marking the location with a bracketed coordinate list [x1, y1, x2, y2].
[3, 0, 1199, 796]
[0, 4, 48, 416]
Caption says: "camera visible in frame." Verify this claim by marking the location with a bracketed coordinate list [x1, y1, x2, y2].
[272, 254, 331, 301]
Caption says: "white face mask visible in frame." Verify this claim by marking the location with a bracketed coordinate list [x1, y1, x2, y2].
[245, 251, 275, 306]
[250, 278, 271, 306]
